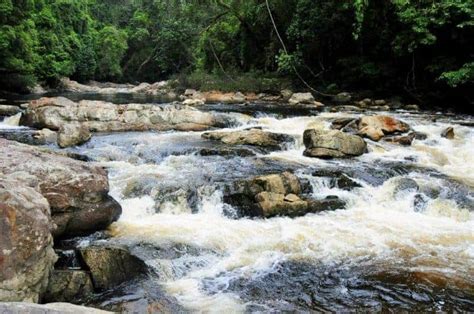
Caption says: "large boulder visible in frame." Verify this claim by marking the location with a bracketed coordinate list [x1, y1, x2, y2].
[357, 115, 410, 141]
[57, 123, 91, 148]
[303, 129, 367, 158]
[224, 172, 345, 217]
[202, 128, 294, 150]
[0, 139, 122, 237]
[0, 176, 56, 302]
[21, 97, 231, 132]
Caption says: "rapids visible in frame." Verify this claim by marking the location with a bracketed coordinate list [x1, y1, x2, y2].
[3, 98, 473, 311]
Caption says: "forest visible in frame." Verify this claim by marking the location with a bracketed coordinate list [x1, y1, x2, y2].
[1, 0, 473, 107]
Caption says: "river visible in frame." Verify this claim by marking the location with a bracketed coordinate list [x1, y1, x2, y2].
[1, 95, 473, 311]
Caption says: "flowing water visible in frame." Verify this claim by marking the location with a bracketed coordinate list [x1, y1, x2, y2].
[2, 98, 473, 311]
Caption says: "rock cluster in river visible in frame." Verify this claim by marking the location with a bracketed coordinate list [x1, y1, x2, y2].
[20, 97, 235, 147]
[0, 139, 122, 303]
[224, 172, 345, 217]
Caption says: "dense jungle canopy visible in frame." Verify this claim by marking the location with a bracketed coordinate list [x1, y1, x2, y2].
[0, 0, 473, 107]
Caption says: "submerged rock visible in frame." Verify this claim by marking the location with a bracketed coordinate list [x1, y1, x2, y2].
[21, 97, 231, 133]
[202, 128, 294, 150]
[357, 115, 411, 141]
[303, 129, 367, 158]
[0, 176, 56, 302]
[441, 127, 454, 139]
[224, 172, 345, 217]
[0, 139, 121, 237]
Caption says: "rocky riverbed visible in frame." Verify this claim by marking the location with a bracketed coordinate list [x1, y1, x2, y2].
[0, 89, 473, 312]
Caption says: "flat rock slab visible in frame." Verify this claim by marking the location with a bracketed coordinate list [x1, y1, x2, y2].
[0, 302, 111, 313]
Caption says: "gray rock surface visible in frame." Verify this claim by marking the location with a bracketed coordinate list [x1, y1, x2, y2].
[303, 129, 367, 158]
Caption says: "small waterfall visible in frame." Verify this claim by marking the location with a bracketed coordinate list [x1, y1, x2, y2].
[0, 113, 22, 127]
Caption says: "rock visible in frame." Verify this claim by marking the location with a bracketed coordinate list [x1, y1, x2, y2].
[198, 148, 256, 157]
[404, 104, 419, 111]
[79, 245, 148, 291]
[233, 92, 246, 103]
[202, 129, 294, 150]
[0, 302, 111, 313]
[303, 129, 367, 158]
[43, 270, 94, 303]
[288, 92, 314, 105]
[312, 169, 362, 190]
[330, 105, 363, 112]
[441, 127, 454, 139]
[57, 123, 92, 148]
[224, 172, 344, 217]
[413, 131, 428, 140]
[393, 177, 419, 198]
[280, 89, 293, 101]
[0, 105, 21, 116]
[357, 115, 411, 141]
[0, 139, 122, 237]
[30, 84, 47, 94]
[21, 97, 231, 132]
[333, 92, 351, 103]
[374, 99, 386, 106]
[33, 128, 58, 145]
[184, 89, 197, 96]
[0, 176, 56, 302]
[383, 132, 416, 146]
[330, 118, 356, 130]
[182, 98, 205, 106]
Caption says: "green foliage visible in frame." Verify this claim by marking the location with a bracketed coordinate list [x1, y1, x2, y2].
[0, 0, 472, 108]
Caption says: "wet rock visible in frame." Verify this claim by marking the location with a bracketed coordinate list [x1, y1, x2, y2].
[0, 302, 111, 313]
[79, 245, 148, 291]
[0, 176, 56, 302]
[57, 123, 92, 148]
[312, 169, 361, 190]
[357, 115, 411, 141]
[413, 132, 428, 140]
[303, 129, 367, 158]
[374, 99, 386, 106]
[289, 92, 314, 105]
[384, 132, 416, 146]
[21, 97, 231, 132]
[199, 147, 256, 157]
[0, 139, 122, 237]
[202, 129, 294, 150]
[441, 127, 454, 139]
[333, 92, 351, 103]
[43, 270, 94, 303]
[393, 177, 419, 198]
[123, 176, 162, 198]
[0, 105, 21, 116]
[330, 118, 356, 130]
[224, 172, 344, 217]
